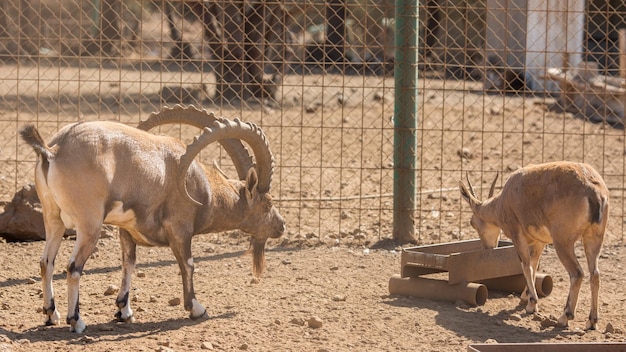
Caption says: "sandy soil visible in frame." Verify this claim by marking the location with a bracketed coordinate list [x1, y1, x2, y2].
[0, 234, 625, 352]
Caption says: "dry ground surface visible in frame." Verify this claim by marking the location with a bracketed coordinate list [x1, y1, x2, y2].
[0, 64, 626, 351]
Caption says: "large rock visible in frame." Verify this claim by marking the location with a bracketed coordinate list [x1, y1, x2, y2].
[0, 185, 117, 242]
[0, 184, 45, 241]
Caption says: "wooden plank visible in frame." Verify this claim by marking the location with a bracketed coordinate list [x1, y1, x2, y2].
[401, 240, 521, 283]
[447, 245, 521, 284]
[468, 342, 626, 352]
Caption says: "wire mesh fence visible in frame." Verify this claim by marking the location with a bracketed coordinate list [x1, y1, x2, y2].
[1, 0, 625, 244]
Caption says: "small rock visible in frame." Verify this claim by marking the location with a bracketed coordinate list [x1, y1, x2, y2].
[136, 271, 146, 278]
[540, 318, 557, 328]
[239, 343, 249, 350]
[457, 147, 473, 160]
[103, 285, 119, 296]
[605, 322, 615, 334]
[281, 259, 292, 265]
[158, 339, 171, 347]
[201, 341, 214, 350]
[305, 103, 320, 113]
[274, 319, 281, 325]
[507, 164, 521, 172]
[483, 339, 498, 344]
[332, 295, 346, 302]
[509, 314, 523, 322]
[149, 296, 157, 303]
[307, 316, 323, 329]
[168, 297, 181, 306]
[290, 317, 305, 326]
[373, 91, 385, 102]
[329, 265, 339, 271]
[337, 94, 346, 105]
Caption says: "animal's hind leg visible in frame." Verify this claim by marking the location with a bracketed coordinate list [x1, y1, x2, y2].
[583, 230, 604, 330]
[553, 239, 584, 328]
[114, 229, 136, 323]
[66, 222, 100, 333]
[40, 215, 65, 326]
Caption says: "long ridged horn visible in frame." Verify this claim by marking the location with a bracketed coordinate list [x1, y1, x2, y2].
[465, 172, 478, 198]
[138, 105, 253, 180]
[488, 172, 499, 198]
[179, 117, 274, 206]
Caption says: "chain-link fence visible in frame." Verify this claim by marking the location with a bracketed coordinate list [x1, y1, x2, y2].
[2, 0, 626, 244]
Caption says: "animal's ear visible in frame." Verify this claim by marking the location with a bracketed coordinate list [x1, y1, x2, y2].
[245, 168, 259, 204]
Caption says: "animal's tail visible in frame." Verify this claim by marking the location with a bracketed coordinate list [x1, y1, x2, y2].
[588, 191, 608, 225]
[19, 124, 55, 161]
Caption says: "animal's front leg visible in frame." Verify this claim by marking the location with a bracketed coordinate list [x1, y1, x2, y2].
[115, 229, 136, 323]
[514, 236, 539, 314]
[40, 218, 65, 326]
[521, 241, 545, 304]
[169, 235, 206, 319]
[66, 227, 99, 333]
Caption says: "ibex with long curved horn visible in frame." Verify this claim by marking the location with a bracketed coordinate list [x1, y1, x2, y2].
[459, 161, 608, 330]
[19, 105, 285, 333]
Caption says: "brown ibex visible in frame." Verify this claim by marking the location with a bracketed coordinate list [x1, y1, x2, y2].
[20, 105, 285, 333]
[459, 161, 608, 330]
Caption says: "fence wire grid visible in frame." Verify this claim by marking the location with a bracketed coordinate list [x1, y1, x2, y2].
[2, 0, 626, 245]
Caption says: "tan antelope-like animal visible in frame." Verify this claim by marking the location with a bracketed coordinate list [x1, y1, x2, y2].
[459, 161, 608, 330]
[19, 105, 285, 333]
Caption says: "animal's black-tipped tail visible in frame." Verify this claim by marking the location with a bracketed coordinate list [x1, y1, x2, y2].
[19, 124, 54, 160]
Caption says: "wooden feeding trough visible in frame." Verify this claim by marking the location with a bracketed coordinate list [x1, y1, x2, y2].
[389, 239, 553, 306]
[467, 342, 626, 352]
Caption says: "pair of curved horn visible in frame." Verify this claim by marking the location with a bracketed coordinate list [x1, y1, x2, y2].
[138, 105, 254, 181]
[139, 105, 274, 205]
[465, 172, 499, 199]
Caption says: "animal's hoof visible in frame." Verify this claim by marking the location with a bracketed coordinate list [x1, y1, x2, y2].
[189, 298, 207, 320]
[44, 310, 61, 326]
[189, 309, 208, 320]
[557, 314, 569, 327]
[525, 304, 537, 315]
[585, 320, 597, 331]
[69, 318, 87, 333]
[114, 311, 135, 323]
[114, 308, 135, 323]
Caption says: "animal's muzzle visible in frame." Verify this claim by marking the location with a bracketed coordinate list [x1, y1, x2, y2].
[271, 222, 286, 238]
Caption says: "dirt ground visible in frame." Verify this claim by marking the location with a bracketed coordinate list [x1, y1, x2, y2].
[0, 234, 625, 352]
[1, 65, 626, 351]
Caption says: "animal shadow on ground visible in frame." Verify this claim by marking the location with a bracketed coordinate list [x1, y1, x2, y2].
[383, 294, 581, 343]
[2, 311, 235, 345]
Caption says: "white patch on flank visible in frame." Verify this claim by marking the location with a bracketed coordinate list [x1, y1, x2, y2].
[104, 202, 153, 245]
[104, 201, 137, 227]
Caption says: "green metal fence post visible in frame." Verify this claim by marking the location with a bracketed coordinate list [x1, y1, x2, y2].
[393, 0, 418, 243]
